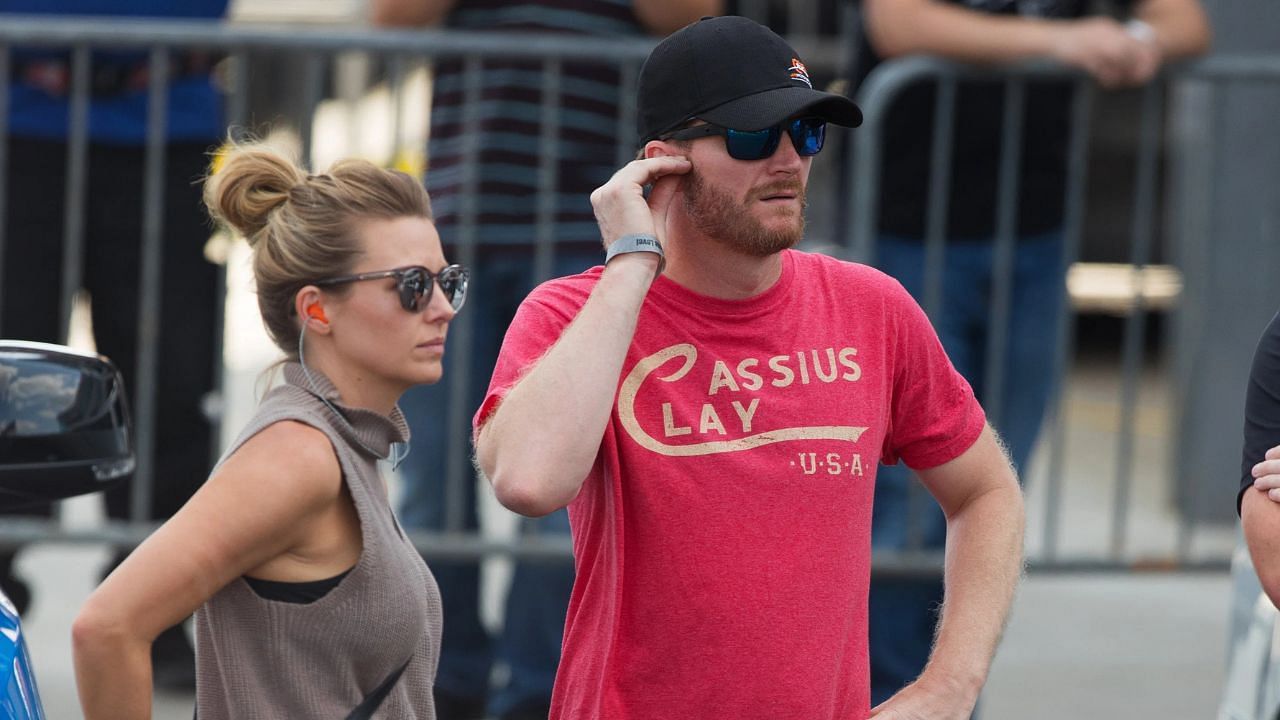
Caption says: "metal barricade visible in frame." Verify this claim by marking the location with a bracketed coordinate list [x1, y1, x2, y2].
[848, 54, 1280, 574]
[0, 15, 1276, 577]
[0, 16, 848, 562]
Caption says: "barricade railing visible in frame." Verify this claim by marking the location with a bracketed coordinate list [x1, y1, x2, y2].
[848, 54, 1280, 575]
[0, 16, 847, 562]
[0, 16, 1275, 574]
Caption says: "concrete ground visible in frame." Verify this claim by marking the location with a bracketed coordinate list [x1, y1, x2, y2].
[984, 573, 1230, 718]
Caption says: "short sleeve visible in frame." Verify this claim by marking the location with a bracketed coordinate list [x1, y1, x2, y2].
[1240, 311, 1280, 514]
[472, 276, 593, 438]
[880, 281, 986, 470]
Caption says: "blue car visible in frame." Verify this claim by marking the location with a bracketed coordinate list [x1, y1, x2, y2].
[1, 588, 43, 719]
[0, 340, 135, 719]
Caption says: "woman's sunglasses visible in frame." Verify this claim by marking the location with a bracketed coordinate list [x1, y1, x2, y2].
[661, 117, 826, 161]
[314, 264, 470, 313]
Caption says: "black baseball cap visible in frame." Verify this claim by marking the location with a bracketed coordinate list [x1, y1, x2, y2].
[637, 15, 862, 144]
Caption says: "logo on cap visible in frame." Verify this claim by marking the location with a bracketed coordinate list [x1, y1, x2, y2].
[789, 58, 812, 88]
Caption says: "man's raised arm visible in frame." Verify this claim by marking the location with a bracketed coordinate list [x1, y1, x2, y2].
[475, 156, 690, 517]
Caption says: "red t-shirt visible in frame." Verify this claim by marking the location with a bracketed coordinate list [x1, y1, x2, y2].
[476, 249, 985, 720]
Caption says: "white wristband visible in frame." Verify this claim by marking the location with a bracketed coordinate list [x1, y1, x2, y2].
[1124, 19, 1157, 45]
[605, 233, 665, 276]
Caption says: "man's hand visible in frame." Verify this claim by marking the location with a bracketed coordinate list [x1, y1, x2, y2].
[1050, 17, 1154, 88]
[590, 156, 690, 251]
[1251, 444, 1280, 502]
[868, 675, 977, 720]
[478, 158, 690, 517]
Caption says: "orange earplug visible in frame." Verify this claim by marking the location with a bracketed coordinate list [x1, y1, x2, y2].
[307, 305, 327, 323]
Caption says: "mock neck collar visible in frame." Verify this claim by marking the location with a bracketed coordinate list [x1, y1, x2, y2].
[282, 361, 410, 459]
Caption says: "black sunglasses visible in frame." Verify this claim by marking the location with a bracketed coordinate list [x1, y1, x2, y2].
[314, 264, 470, 313]
[662, 117, 826, 161]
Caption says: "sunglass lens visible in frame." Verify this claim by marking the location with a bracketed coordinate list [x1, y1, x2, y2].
[725, 127, 780, 161]
[399, 268, 430, 311]
[439, 266, 469, 312]
[790, 119, 825, 156]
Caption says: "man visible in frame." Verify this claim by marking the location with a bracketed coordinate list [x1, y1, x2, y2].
[854, 0, 1210, 707]
[475, 15, 1025, 719]
[370, 2, 720, 718]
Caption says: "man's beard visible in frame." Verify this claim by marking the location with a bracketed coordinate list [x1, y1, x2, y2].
[682, 169, 806, 257]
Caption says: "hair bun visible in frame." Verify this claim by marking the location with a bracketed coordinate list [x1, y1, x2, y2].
[204, 145, 307, 243]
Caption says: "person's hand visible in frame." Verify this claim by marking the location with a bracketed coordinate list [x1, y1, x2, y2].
[1251, 444, 1280, 503]
[1050, 17, 1151, 89]
[868, 676, 977, 720]
[1124, 23, 1164, 85]
[590, 155, 691, 251]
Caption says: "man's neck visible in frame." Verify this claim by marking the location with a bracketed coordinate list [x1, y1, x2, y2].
[661, 217, 787, 300]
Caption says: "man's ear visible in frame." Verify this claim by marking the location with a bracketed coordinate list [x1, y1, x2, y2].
[644, 140, 681, 159]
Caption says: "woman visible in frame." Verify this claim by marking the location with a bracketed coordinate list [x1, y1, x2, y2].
[72, 143, 468, 719]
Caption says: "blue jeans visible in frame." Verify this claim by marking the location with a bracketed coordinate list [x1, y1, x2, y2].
[398, 247, 597, 716]
[869, 231, 1065, 708]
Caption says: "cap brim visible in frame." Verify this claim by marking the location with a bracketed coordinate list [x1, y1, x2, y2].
[698, 86, 863, 131]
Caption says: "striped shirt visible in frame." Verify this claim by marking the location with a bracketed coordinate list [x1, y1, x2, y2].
[427, 0, 648, 247]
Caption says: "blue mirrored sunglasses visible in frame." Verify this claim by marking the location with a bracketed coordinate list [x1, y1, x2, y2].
[662, 117, 826, 161]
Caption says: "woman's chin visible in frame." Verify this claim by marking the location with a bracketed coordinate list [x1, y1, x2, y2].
[409, 362, 444, 386]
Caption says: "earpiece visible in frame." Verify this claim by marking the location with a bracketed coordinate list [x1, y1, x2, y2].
[307, 305, 327, 323]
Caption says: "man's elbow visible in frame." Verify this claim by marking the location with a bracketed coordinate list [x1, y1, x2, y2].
[490, 470, 573, 517]
[477, 421, 587, 516]
[479, 445, 573, 517]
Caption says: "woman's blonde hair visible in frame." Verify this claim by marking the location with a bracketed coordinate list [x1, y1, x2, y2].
[204, 143, 432, 358]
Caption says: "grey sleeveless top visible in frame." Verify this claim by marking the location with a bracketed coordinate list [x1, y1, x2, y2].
[194, 362, 441, 719]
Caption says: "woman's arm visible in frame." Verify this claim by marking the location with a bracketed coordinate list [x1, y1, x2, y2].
[72, 421, 344, 719]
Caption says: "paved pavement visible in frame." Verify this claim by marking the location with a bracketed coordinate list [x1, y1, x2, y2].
[984, 572, 1229, 718]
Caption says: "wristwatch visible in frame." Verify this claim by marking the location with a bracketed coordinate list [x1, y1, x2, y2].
[605, 233, 665, 277]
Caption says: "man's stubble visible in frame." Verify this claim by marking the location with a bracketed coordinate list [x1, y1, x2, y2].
[681, 168, 807, 257]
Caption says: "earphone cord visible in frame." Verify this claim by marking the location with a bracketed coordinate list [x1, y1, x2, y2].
[297, 324, 409, 471]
